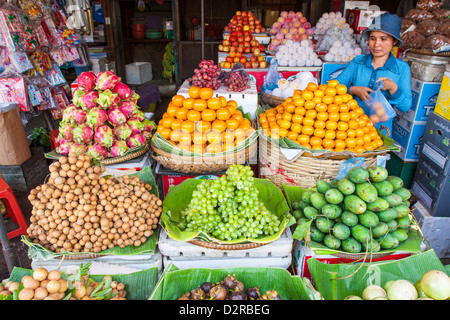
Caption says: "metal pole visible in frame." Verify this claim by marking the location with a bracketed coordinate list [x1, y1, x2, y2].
[201, 0, 204, 60]
[0, 214, 21, 275]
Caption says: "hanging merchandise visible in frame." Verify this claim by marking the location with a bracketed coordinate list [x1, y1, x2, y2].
[9, 50, 34, 73]
[61, 27, 80, 46]
[0, 46, 11, 73]
[18, 0, 44, 22]
[27, 49, 53, 76]
[0, 74, 29, 111]
[27, 82, 44, 107]
[45, 65, 66, 86]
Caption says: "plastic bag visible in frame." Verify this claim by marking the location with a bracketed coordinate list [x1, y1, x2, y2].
[415, 19, 440, 36]
[405, 9, 434, 22]
[363, 84, 396, 125]
[432, 8, 450, 20]
[416, 0, 442, 11]
[401, 31, 427, 49]
[421, 34, 450, 52]
[437, 21, 450, 38]
[401, 19, 416, 33]
[261, 58, 282, 94]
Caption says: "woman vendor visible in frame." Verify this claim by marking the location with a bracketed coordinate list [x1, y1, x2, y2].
[336, 12, 412, 136]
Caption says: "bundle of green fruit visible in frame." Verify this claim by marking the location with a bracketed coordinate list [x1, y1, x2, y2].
[291, 165, 413, 253]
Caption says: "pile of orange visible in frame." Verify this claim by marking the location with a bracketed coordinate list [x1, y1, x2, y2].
[155, 86, 255, 154]
[259, 80, 384, 153]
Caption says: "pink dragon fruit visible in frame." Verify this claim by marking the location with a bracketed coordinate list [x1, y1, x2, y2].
[94, 125, 115, 148]
[58, 122, 76, 141]
[72, 124, 94, 144]
[69, 143, 88, 156]
[142, 119, 156, 132]
[127, 117, 144, 134]
[113, 123, 132, 140]
[113, 82, 133, 100]
[108, 107, 126, 126]
[77, 71, 97, 91]
[130, 91, 140, 104]
[95, 70, 121, 91]
[56, 140, 73, 155]
[142, 130, 152, 139]
[72, 88, 86, 106]
[87, 143, 108, 161]
[109, 140, 129, 158]
[80, 90, 99, 110]
[97, 89, 120, 109]
[61, 104, 78, 123]
[86, 107, 108, 128]
[134, 109, 145, 122]
[127, 133, 146, 149]
[73, 108, 87, 125]
[119, 100, 139, 118]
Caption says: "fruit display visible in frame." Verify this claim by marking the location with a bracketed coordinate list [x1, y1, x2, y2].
[223, 10, 265, 34]
[345, 269, 450, 300]
[0, 265, 127, 300]
[190, 60, 222, 90]
[259, 80, 385, 153]
[26, 152, 161, 253]
[177, 165, 281, 241]
[155, 86, 255, 154]
[275, 39, 322, 67]
[322, 39, 362, 63]
[56, 70, 155, 161]
[219, 29, 266, 54]
[221, 64, 251, 92]
[219, 51, 268, 69]
[268, 71, 318, 99]
[178, 274, 281, 300]
[267, 10, 313, 51]
[314, 11, 347, 36]
[291, 165, 414, 253]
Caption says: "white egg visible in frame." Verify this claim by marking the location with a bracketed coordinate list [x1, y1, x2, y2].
[329, 46, 338, 55]
[338, 46, 347, 55]
[329, 12, 335, 18]
[296, 59, 306, 67]
[313, 58, 323, 66]
[279, 59, 288, 66]
[288, 59, 297, 67]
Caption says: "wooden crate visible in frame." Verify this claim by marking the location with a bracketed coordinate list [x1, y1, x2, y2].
[0, 147, 49, 193]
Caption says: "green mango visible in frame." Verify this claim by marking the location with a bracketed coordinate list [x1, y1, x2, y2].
[351, 224, 371, 244]
[301, 190, 314, 203]
[341, 237, 362, 253]
[344, 195, 367, 215]
[390, 228, 409, 243]
[366, 197, 390, 212]
[372, 222, 390, 238]
[325, 188, 344, 204]
[322, 203, 342, 219]
[396, 215, 411, 229]
[376, 233, 399, 249]
[372, 180, 394, 197]
[367, 165, 388, 182]
[356, 182, 378, 203]
[332, 222, 351, 240]
[316, 216, 335, 233]
[298, 200, 310, 210]
[376, 209, 398, 222]
[362, 238, 381, 252]
[324, 234, 341, 250]
[293, 209, 305, 220]
[393, 188, 411, 201]
[387, 219, 398, 232]
[310, 226, 325, 242]
[358, 210, 380, 228]
[340, 211, 359, 227]
[347, 166, 370, 184]
[385, 176, 404, 191]
[394, 204, 410, 218]
[310, 192, 328, 211]
[303, 206, 319, 219]
[291, 200, 301, 211]
[382, 194, 403, 207]
[316, 180, 332, 194]
[337, 178, 356, 195]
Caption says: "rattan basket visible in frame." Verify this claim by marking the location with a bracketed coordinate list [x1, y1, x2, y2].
[188, 239, 268, 250]
[258, 134, 384, 189]
[260, 91, 285, 108]
[150, 137, 258, 174]
[100, 144, 150, 165]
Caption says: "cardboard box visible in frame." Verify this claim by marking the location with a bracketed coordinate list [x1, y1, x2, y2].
[392, 115, 426, 162]
[292, 241, 411, 283]
[320, 62, 348, 84]
[343, 1, 370, 17]
[395, 78, 441, 123]
[411, 157, 450, 217]
[434, 70, 450, 121]
[419, 111, 450, 176]
[345, 9, 385, 33]
[263, 9, 279, 27]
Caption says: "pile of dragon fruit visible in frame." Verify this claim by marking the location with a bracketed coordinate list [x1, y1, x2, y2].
[56, 70, 156, 161]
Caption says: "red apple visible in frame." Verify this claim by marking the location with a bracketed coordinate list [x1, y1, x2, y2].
[226, 56, 233, 63]
[231, 30, 237, 37]
[232, 41, 239, 47]
[253, 48, 261, 55]
[240, 57, 247, 64]
[251, 61, 259, 68]
[229, 36, 236, 43]
[243, 41, 251, 47]
[237, 47, 244, 53]
[244, 46, 251, 53]
[236, 11, 241, 16]
[254, 28, 261, 33]
[244, 35, 251, 42]
[259, 61, 267, 68]
[244, 61, 252, 69]
[242, 11, 247, 17]
[237, 36, 244, 43]
[222, 39, 230, 46]
[258, 44, 265, 52]
[257, 55, 264, 62]
[250, 55, 257, 62]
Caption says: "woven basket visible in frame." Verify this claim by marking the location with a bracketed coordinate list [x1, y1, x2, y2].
[188, 239, 268, 250]
[150, 137, 258, 174]
[260, 91, 285, 108]
[258, 134, 384, 190]
[56, 253, 105, 260]
[100, 144, 150, 165]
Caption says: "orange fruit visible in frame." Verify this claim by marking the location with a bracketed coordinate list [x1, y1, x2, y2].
[295, 106, 306, 116]
[354, 107, 365, 117]
[176, 143, 191, 152]
[335, 139, 346, 150]
[306, 82, 319, 91]
[206, 143, 223, 154]
[328, 112, 340, 122]
[196, 120, 211, 133]
[318, 84, 328, 91]
[287, 131, 299, 141]
[316, 111, 329, 121]
[336, 84, 348, 95]
[226, 118, 240, 130]
[333, 95, 344, 105]
[193, 99, 207, 112]
[292, 114, 304, 124]
[324, 130, 336, 140]
[337, 121, 349, 132]
[192, 132, 207, 145]
[282, 112, 293, 122]
[314, 120, 326, 129]
[302, 90, 314, 101]
[339, 104, 350, 113]
[304, 100, 316, 110]
[191, 144, 206, 154]
[218, 96, 227, 108]
[327, 104, 340, 113]
[310, 136, 323, 147]
[324, 87, 337, 96]
[297, 134, 310, 145]
[347, 99, 358, 109]
[187, 109, 201, 122]
[234, 128, 246, 140]
[355, 137, 364, 147]
[348, 120, 359, 129]
[167, 104, 179, 117]
[239, 118, 252, 132]
[177, 129, 192, 145]
[278, 128, 288, 138]
[222, 130, 235, 142]
[285, 103, 296, 113]
[207, 97, 222, 110]
[353, 145, 366, 153]
[201, 109, 216, 122]
[170, 129, 183, 142]
[294, 98, 305, 108]
[222, 141, 235, 152]
[159, 128, 172, 140]
[339, 112, 351, 122]
[364, 142, 375, 151]
[172, 94, 185, 107]
[183, 97, 195, 110]
[325, 120, 337, 131]
[305, 109, 317, 119]
[170, 118, 183, 130]
[291, 123, 302, 133]
[322, 95, 334, 105]
[375, 139, 384, 148]
[175, 107, 189, 120]
[312, 96, 323, 105]
[336, 130, 347, 140]
[355, 128, 365, 137]
[357, 118, 367, 128]
[232, 111, 244, 123]
[315, 103, 328, 113]
[180, 120, 195, 133]
[199, 87, 214, 100]
[327, 79, 339, 87]
[346, 128, 356, 138]
[345, 137, 357, 149]
[212, 119, 227, 132]
[188, 86, 200, 98]
[362, 134, 372, 144]
[314, 89, 325, 98]
[303, 117, 315, 127]
[206, 129, 222, 144]
[161, 116, 174, 129]
[313, 128, 326, 138]
[301, 125, 314, 136]
[322, 138, 335, 150]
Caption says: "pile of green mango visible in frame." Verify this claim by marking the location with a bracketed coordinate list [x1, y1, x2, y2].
[291, 165, 413, 253]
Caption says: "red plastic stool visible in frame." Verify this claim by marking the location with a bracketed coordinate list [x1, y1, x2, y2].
[50, 129, 60, 151]
[0, 178, 28, 241]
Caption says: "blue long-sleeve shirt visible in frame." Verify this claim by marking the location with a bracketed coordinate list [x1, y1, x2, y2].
[336, 52, 413, 137]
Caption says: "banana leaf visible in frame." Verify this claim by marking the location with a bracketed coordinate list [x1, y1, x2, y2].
[255, 105, 400, 155]
[149, 263, 321, 300]
[282, 184, 423, 255]
[22, 165, 159, 260]
[160, 177, 296, 244]
[7, 266, 160, 300]
[307, 249, 448, 300]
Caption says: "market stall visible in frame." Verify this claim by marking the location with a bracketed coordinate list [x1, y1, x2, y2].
[0, 0, 449, 304]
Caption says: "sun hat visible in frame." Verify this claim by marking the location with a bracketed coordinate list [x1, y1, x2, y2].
[362, 12, 403, 45]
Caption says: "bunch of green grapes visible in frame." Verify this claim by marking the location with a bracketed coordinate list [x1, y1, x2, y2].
[178, 165, 281, 241]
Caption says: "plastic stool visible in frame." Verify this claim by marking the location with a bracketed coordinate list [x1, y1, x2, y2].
[0, 178, 28, 241]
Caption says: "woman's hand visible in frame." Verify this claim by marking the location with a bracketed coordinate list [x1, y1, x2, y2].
[349, 86, 374, 101]
[377, 77, 398, 96]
